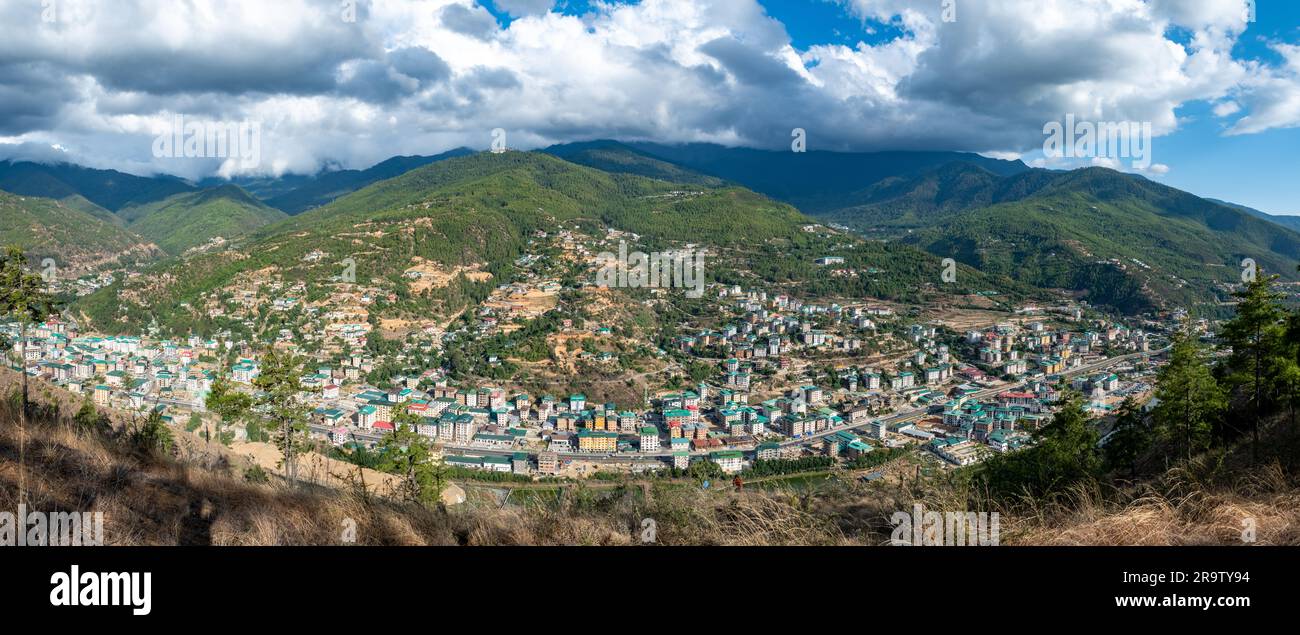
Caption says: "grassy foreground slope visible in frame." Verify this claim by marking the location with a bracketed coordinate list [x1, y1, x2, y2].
[3, 369, 1296, 545]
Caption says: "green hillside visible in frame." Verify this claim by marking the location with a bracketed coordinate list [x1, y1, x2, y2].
[57, 194, 124, 227]
[826, 165, 1300, 314]
[617, 142, 1030, 214]
[543, 141, 724, 186]
[78, 151, 1030, 336]
[0, 190, 159, 271]
[123, 185, 289, 255]
[262, 148, 475, 214]
[0, 160, 194, 211]
[1210, 198, 1300, 233]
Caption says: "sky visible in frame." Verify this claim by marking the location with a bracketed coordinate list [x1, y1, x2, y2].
[1, 0, 1299, 213]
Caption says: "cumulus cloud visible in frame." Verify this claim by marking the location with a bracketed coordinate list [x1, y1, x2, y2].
[438, 1, 500, 39]
[1226, 43, 1300, 135]
[0, 0, 1293, 179]
[493, 0, 554, 18]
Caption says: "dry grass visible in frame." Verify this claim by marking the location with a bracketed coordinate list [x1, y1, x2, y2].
[1007, 461, 1300, 545]
[0, 378, 864, 545]
[3, 369, 1299, 546]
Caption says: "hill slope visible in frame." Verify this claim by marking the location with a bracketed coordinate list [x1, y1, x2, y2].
[78, 150, 1029, 335]
[826, 165, 1300, 314]
[543, 140, 724, 186]
[0, 190, 161, 272]
[261, 148, 475, 214]
[616, 142, 1031, 214]
[0, 159, 195, 211]
[122, 185, 289, 255]
[5, 370, 1295, 546]
[1209, 198, 1300, 233]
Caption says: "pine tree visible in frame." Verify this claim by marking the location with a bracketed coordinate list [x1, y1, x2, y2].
[0, 246, 58, 428]
[376, 401, 447, 505]
[1153, 330, 1226, 463]
[973, 392, 1102, 505]
[1281, 307, 1300, 430]
[0, 246, 58, 508]
[73, 396, 109, 433]
[1103, 396, 1150, 480]
[1219, 273, 1287, 462]
[252, 348, 310, 485]
[205, 372, 252, 445]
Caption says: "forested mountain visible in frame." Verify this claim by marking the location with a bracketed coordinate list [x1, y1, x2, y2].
[542, 141, 724, 186]
[824, 164, 1300, 313]
[0, 159, 195, 211]
[1209, 198, 1300, 233]
[258, 148, 476, 214]
[611, 141, 1030, 214]
[121, 185, 288, 255]
[0, 190, 161, 272]
[11, 139, 1291, 319]
[77, 150, 1028, 335]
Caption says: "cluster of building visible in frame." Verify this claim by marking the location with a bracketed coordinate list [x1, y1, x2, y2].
[4, 256, 1167, 481]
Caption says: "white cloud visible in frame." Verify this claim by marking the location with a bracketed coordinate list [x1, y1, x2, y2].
[1213, 100, 1242, 117]
[0, 0, 1291, 178]
[1226, 43, 1300, 135]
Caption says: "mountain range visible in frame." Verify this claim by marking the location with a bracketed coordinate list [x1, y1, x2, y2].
[2, 141, 1297, 318]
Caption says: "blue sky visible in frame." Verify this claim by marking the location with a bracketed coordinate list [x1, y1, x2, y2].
[1160, 3, 1300, 213]
[484, 0, 1300, 214]
[758, 0, 1300, 215]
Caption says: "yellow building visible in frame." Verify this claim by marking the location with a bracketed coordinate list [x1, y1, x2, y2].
[577, 429, 618, 453]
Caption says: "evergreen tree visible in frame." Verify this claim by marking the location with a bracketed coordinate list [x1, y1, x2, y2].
[1153, 330, 1226, 463]
[73, 396, 110, 433]
[205, 372, 252, 445]
[1103, 396, 1150, 480]
[376, 401, 447, 505]
[0, 246, 58, 428]
[974, 393, 1101, 505]
[252, 348, 310, 485]
[1219, 273, 1286, 461]
[128, 408, 174, 455]
[1281, 307, 1300, 430]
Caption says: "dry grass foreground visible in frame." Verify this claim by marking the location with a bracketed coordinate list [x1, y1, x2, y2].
[1, 369, 1298, 545]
